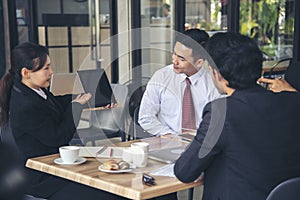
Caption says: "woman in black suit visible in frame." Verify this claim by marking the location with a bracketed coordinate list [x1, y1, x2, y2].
[0, 42, 128, 200]
[0, 42, 177, 200]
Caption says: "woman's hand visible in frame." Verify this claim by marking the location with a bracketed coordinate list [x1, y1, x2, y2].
[103, 102, 118, 109]
[72, 93, 92, 105]
[258, 77, 297, 93]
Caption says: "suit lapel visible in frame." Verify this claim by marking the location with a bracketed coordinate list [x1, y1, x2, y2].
[13, 82, 64, 118]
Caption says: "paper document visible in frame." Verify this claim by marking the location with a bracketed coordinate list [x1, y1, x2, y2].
[79, 146, 123, 158]
[150, 163, 175, 177]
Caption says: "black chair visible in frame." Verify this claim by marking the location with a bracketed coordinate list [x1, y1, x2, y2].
[0, 124, 47, 200]
[132, 106, 153, 140]
[126, 83, 155, 140]
[266, 177, 300, 200]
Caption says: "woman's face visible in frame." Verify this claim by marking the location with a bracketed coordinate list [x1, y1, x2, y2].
[22, 55, 53, 90]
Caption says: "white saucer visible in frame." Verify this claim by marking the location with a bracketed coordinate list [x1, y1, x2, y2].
[98, 165, 132, 173]
[54, 157, 86, 165]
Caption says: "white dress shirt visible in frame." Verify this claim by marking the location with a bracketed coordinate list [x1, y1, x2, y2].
[138, 64, 222, 136]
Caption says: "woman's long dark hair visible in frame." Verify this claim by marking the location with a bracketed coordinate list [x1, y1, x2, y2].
[0, 42, 49, 128]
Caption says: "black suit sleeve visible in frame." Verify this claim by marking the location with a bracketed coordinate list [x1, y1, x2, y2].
[285, 61, 300, 91]
[174, 99, 227, 183]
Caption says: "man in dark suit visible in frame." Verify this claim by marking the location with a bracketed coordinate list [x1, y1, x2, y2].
[174, 32, 300, 200]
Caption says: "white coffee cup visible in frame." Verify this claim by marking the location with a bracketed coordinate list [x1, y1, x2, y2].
[131, 142, 149, 153]
[131, 147, 148, 167]
[131, 142, 149, 167]
[122, 147, 133, 163]
[59, 146, 79, 164]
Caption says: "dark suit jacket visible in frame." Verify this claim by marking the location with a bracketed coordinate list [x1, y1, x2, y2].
[174, 85, 300, 200]
[285, 61, 300, 91]
[10, 80, 83, 198]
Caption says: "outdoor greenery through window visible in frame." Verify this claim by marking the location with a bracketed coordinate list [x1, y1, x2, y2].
[240, 0, 294, 61]
[185, 0, 227, 31]
[185, 0, 294, 62]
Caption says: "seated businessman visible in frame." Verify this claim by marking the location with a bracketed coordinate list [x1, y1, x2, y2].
[174, 32, 300, 200]
[139, 29, 221, 136]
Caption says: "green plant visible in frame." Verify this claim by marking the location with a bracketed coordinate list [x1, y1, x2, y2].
[240, 0, 293, 59]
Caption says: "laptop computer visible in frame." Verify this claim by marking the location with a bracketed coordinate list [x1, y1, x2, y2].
[50, 73, 84, 95]
[77, 69, 117, 108]
[148, 146, 187, 164]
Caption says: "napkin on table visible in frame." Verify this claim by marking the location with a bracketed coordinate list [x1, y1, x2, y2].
[79, 146, 123, 158]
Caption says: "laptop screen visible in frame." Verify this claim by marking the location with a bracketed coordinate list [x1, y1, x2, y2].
[77, 69, 117, 108]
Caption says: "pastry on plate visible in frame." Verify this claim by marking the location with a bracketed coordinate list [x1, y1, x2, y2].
[118, 160, 130, 170]
[103, 160, 119, 170]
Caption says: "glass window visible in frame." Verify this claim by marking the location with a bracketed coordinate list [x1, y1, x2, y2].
[140, 0, 174, 76]
[240, 0, 294, 61]
[35, 0, 111, 73]
[16, 0, 29, 43]
[185, 0, 227, 32]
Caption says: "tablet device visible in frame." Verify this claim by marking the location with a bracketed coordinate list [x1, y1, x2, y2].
[77, 69, 117, 108]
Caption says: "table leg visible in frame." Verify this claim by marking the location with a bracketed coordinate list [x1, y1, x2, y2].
[188, 188, 194, 200]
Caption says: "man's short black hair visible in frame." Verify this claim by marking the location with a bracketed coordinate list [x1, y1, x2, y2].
[174, 29, 209, 59]
[205, 32, 263, 90]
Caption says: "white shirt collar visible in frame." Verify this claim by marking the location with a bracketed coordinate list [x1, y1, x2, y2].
[32, 88, 47, 99]
[180, 66, 207, 85]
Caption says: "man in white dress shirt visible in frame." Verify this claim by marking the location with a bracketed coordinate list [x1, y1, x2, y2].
[139, 29, 221, 136]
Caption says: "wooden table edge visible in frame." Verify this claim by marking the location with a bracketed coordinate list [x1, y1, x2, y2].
[26, 155, 202, 199]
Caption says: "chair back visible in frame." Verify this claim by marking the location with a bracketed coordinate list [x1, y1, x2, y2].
[133, 106, 152, 139]
[90, 84, 128, 131]
[128, 85, 147, 119]
[0, 122, 18, 150]
[266, 177, 300, 200]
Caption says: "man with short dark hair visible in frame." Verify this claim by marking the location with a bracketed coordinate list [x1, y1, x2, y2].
[174, 32, 300, 200]
[139, 29, 221, 136]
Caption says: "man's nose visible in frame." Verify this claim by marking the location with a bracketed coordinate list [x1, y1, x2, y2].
[172, 54, 178, 64]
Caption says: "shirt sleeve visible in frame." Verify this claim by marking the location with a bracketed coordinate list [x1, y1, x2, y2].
[138, 74, 177, 136]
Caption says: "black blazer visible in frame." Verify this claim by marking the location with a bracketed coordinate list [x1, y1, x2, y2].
[285, 61, 300, 91]
[174, 85, 300, 200]
[10, 81, 83, 198]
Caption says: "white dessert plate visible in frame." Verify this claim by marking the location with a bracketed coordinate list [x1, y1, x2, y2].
[98, 165, 132, 173]
[54, 157, 86, 165]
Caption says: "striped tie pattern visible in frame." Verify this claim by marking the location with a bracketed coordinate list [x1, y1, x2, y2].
[182, 78, 196, 131]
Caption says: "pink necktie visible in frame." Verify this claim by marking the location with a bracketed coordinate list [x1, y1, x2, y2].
[182, 78, 196, 131]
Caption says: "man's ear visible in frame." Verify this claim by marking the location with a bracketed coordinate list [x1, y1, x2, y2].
[215, 69, 230, 86]
[195, 58, 204, 68]
[21, 67, 30, 79]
